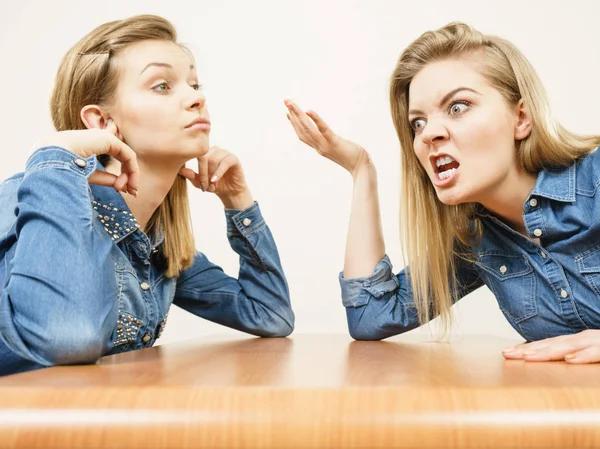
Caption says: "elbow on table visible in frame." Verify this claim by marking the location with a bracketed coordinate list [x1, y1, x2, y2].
[31, 328, 108, 367]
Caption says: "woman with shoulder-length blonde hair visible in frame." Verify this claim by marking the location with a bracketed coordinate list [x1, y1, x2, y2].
[0, 14, 294, 376]
[286, 22, 600, 364]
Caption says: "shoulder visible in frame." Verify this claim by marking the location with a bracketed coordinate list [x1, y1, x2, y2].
[575, 146, 600, 197]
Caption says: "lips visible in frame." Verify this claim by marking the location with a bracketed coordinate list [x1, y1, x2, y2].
[185, 117, 211, 130]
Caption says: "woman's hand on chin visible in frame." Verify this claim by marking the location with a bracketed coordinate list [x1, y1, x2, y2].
[179, 146, 254, 210]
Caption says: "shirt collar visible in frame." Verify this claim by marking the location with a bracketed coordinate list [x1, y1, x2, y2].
[89, 163, 164, 247]
[90, 183, 141, 244]
[474, 162, 576, 218]
[529, 162, 576, 203]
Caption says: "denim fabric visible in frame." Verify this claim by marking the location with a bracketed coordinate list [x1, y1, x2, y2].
[341, 147, 600, 341]
[0, 146, 293, 375]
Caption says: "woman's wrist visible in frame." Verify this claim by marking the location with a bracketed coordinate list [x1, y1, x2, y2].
[219, 188, 254, 210]
[351, 149, 376, 182]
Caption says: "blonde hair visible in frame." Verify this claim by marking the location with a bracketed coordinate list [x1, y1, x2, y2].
[390, 22, 600, 333]
[50, 14, 196, 277]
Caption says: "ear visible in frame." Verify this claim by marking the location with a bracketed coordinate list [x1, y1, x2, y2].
[514, 99, 532, 141]
[80, 105, 122, 139]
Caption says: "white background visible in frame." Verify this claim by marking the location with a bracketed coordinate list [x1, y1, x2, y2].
[1, 0, 599, 344]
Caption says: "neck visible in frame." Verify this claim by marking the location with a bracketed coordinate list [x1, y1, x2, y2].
[479, 167, 538, 236]
[106, 158, 184, 230]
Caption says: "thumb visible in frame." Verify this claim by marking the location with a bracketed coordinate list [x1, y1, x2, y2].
[88, 170, 118, 187]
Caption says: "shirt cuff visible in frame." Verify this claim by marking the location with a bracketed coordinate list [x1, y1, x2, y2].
[25, 146, 97, 179]
[339, 255, 400, 308]
[225, 201, 266, 238]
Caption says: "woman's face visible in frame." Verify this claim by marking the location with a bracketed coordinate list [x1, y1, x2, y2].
[109, 39, 210, 166]
[408, 58, 525, 206]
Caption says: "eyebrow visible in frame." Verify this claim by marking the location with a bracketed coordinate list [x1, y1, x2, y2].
[408, 87, 482, 117]
[140, 62, 195, 74]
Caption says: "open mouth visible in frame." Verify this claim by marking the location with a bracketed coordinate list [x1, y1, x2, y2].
[435, 155, 460, 180]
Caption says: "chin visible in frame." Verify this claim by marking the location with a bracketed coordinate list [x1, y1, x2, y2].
[180, 144, 209, 160]
[435, 189, 469, 206]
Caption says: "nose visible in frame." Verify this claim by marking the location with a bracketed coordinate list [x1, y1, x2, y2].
[421, 120, 449, 146]
[186, 87, 206, 111]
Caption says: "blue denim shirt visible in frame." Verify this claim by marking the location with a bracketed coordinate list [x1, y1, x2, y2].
[0, 146, 294, 376]
[341, 147, 600, 341]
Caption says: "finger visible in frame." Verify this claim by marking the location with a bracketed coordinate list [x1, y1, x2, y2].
[522, 341, 582, 362]
[502, 350, 525, 360]
[306, 110, 335, 141]
[197, 155, 210, 191]
[179, 167, 201, 188]
[286, 101, 325, 147]
[287, 109, 311, 144]
[113, 173, 129, 193]
[502, 335, 563, 354]
[103, 135, 139, 193]
[210, 154, 237, 183]
[207, 149, 227, 181]
[286, 100, 316, 134]
[502, 339, 552, 359]
[88, 170, 119, 187]
[565, 345, 600, 364]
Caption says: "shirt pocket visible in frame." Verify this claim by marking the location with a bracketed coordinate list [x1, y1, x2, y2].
[576, 246, 600, 298]
[476, 253, 538, 324]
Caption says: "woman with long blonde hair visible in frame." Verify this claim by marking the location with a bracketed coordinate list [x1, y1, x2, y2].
[286, 22, 600, 364]
[0, 14, 294, 376]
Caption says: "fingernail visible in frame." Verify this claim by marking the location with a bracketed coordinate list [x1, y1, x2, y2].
[523, 351, 536, 356]
[208, 184, 216, 192]
[565, 354, 576, 360]
[210, 175, 218, 183]
[200, 184, 207, 192]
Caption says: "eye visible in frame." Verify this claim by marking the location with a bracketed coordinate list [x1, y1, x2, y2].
[449, 101, 470, 116]
[191, 83, 203, 91]
[410, 118, 427, 132]
[152, 82, 170, 93]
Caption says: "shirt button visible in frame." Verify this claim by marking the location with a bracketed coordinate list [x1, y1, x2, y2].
[560, 289, 568, 299]
[533, 229, 543, 237]
[142, 333, 152, 343]
[540, 252, 547, 259]
[529, 198, 538, 207]
[140, 282, 150, 291]
[73, 158, 87, 168]
[242, 218, 252, 227]
[499, 265, 508, 274]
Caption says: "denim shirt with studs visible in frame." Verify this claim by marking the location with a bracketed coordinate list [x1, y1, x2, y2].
[341, 147, 600, 342]
[0, 146, 294, 376]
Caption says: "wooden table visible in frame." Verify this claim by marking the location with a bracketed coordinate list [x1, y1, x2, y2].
[0, 334, 599, 448]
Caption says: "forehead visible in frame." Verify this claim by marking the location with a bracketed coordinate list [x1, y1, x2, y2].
[408, 58, 488, 108]
[115, 39, 194, 76]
